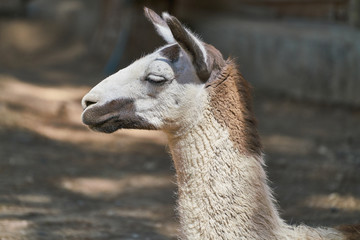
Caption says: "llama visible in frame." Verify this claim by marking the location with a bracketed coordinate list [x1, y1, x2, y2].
[81, 8, 360, 240]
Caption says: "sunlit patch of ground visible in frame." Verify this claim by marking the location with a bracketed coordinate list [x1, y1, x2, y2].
[61, 175, 174, 199]
[262, 134, 315, 155]
[0, 220, 30, 239]
[305, 193, 360, 212]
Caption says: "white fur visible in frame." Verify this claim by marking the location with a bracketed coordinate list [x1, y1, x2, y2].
[82, 11, 348, 239]
[82, 46, 204, 131]
[168, 105, 283, 239]
[154, 24, 176, 43]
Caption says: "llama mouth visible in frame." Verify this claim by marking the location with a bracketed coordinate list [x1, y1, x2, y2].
[82, 98, 136, 133]
[82, 109, 157, 133]
[82, 98, 157, 132]
[87, 116, 120, 133]
[86, 115, 157, 133]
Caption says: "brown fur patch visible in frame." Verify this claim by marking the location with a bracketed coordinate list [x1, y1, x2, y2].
[160, 44, 180, 62]
[82, 99, 156, 133]
[206, 61, 262, 156]
[336, 224, 360, 240]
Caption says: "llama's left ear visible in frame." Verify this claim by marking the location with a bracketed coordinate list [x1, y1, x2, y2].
[144, 7, 175, 44]
[162, 13, 210, 81]
[144, 7, 210, 81]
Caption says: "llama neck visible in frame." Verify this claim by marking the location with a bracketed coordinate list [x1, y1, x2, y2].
[167, 117, 343, 240]
[167, 109, 284, 239]
[166, 63, 283, 239]
[167, 62, 344, 240]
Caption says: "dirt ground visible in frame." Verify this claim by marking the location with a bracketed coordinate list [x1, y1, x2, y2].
[0, 18, 359, 240]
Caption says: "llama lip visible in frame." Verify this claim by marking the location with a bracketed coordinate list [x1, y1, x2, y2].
[82, 108, 156, 133]
[82, 107, 115, 126]
[81, 99, 136, 130]
[87, 115, 156, 133]
[81, 106, 119, 133]
[82, 98, 157, 131]
[87, 116, 120, 133]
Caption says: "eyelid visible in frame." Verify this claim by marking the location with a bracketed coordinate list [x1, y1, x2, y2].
[145, 74, 167, 83]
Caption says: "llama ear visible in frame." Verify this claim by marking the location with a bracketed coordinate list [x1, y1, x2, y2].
[144, 7, 175, 44]
[162, 13, 210, 81]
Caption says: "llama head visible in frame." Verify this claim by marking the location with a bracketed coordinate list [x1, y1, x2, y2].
[81, 7, 225, 134]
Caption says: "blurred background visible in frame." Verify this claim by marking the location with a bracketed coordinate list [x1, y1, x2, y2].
[0, 0, 359, 239]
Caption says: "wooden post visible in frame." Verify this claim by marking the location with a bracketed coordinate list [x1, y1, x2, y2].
[349, 0, 360, 28]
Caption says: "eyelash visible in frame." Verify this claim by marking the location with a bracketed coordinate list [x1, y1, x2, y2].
[145, 75, 167, 84]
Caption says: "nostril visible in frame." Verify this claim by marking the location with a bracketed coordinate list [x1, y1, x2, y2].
[85, 100, 97, 108]
[82, 94, 100, 110]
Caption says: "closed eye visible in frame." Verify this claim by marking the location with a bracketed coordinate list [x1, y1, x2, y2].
[145, 74, 167, 84]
